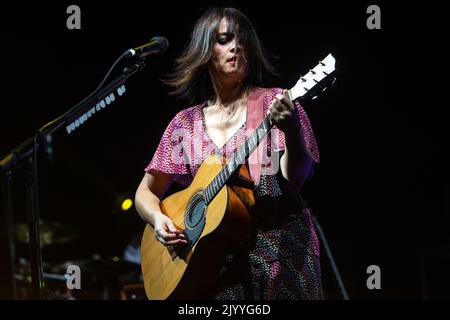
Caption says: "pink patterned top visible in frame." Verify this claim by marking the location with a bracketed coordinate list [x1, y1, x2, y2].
[145, 87, 319, 197]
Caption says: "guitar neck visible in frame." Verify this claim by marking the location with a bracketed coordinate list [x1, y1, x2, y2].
[203, 90, 292, 204]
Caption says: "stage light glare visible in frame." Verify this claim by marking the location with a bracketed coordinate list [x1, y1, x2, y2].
[121, 198, 133, 211]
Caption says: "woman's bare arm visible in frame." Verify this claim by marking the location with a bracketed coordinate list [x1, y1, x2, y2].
[135, 171, 187, 246]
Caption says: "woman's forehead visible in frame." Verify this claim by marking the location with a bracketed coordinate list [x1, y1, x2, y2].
[218, 18, 228, 32]
[217, 18, 237, 36]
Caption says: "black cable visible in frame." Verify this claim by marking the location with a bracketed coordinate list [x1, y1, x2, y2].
[92, 51, 129, 93]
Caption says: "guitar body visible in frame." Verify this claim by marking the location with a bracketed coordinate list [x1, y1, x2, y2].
[140, 155, 255, 300]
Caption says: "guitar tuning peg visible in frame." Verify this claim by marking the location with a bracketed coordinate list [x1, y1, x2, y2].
[310, 69, 316, 75]
[319, 60, 326, 66]
[300, 77, 306, 82]
[322, 71, 329, 76]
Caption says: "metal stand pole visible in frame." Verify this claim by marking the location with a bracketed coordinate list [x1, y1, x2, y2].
[311, 214, 349, 300]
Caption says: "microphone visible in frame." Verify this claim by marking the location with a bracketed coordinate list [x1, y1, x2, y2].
[124, 36, 169, 59]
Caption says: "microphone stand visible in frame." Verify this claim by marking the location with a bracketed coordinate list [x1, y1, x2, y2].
[311, 215, 350, 300]
[0, 58, 146, 299]
[297, 194, 349, 300]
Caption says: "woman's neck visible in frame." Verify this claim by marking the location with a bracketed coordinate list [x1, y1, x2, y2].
[210, 79, 247, 108]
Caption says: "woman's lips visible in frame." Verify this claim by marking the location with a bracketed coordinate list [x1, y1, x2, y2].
[227, 56, 237, 65]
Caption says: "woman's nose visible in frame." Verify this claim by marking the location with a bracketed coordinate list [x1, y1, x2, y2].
[230, 41, 241, 53]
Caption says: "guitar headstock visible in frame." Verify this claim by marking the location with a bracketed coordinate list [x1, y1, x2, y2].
[288, 53, 337, 102]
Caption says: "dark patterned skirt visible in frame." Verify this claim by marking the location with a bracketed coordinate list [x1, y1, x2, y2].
[214, 201, 323, 300]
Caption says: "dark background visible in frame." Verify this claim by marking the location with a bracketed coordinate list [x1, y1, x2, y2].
[0, 1, 447, 300]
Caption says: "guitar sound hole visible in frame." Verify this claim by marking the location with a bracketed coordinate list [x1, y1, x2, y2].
[185, 193, 206, 230]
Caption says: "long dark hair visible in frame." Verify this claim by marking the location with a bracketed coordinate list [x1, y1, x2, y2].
[165, 7, 278, 104]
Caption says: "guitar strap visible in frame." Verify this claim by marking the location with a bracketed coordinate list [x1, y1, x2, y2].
[246, 87, 267, 188]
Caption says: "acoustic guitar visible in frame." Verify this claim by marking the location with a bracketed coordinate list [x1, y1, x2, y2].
[141, 54, 336, 299]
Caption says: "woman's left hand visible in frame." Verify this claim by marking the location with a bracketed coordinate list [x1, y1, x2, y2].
[269, 91, 300, 136]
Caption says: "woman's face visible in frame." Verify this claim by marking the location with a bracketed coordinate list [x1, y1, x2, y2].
[209, 18, 247, 84]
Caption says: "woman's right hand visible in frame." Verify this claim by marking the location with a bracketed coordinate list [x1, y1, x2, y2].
[153, 213, 188, 246]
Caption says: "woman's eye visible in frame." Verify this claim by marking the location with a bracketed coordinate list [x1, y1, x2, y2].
[218, 37, 228, 45]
